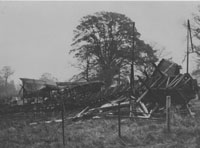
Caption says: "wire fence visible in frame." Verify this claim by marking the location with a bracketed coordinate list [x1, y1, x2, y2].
[1, 97, 200, 148]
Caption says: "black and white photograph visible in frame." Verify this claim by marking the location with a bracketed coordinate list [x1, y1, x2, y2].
[1, 1, 200, 147]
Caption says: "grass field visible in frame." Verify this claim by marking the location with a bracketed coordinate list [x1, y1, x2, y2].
[1, 101, 200, 148]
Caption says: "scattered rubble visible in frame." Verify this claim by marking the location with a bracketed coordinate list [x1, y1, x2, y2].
[2, 59, 198, 121]
[71, 59, 199, 120]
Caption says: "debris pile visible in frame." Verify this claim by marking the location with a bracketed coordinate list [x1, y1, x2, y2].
[2, 59, 198, 118]
[61, 81, 130, 108]
[133, 59, 198, 117]
[71, 59, 199, 120]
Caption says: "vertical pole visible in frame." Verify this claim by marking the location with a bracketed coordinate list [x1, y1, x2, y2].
[118, 102, 121, 137]
[86, 57, 89, 82]
[166, 96, 171, 133]
[130, 22, 135, 95]
[188, 20, 194, 52]
[22, 96, 24, 105]
[21, 84, 25, 105]
[186, 20, 189, 74]
[130, 22, 135, 117]
[61, 94, 65, 147]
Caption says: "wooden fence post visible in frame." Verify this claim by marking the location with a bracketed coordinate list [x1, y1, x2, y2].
[118, 102, 121, 137]
[61, 94, 65, 147]
[166, 96, 171, 133]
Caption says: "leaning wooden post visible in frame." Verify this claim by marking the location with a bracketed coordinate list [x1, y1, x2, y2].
[166, 96, 171, 133]
[118, 102, 121, 137]
[61, 90, 65, 147]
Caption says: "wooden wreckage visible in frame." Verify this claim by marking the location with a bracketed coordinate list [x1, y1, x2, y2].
[70, 59, 199, 120]
[17, 78, 129, 114]
[70, 20, 198, 120]
[17, 79, 105, 113]
[4, 59, 197, 118]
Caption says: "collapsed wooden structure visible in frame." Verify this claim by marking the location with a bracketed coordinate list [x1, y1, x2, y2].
[19, 78, 58, 103]
[17, 79, 105, 112]
[133, 59, 198, 117]
[71, 59, 199, 120]
[1, 59, 198, 118]
[17, 79, 129, 113]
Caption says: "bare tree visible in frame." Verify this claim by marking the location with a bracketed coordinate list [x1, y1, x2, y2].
[0, 66, 14, 87]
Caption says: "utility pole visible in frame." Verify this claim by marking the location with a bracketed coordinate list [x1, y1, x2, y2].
[130, 22, 135, 95]
[130, 22, 135, 118]
[186, 20, 190, 74]
[186, 19, 194, 74]
[86, 57, 89, 82]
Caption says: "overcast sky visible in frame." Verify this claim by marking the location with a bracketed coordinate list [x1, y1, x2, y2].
[0, 1, 200, 84]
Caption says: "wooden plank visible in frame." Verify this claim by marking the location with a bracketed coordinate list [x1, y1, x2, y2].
[166, 96, 171, 133]
[118, 102, 121, 137]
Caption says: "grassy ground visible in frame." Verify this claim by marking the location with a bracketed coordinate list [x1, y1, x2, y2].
[1, 101, 200, 148]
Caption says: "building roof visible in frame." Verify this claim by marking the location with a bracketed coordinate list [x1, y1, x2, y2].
[20, 78, 58, 93]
